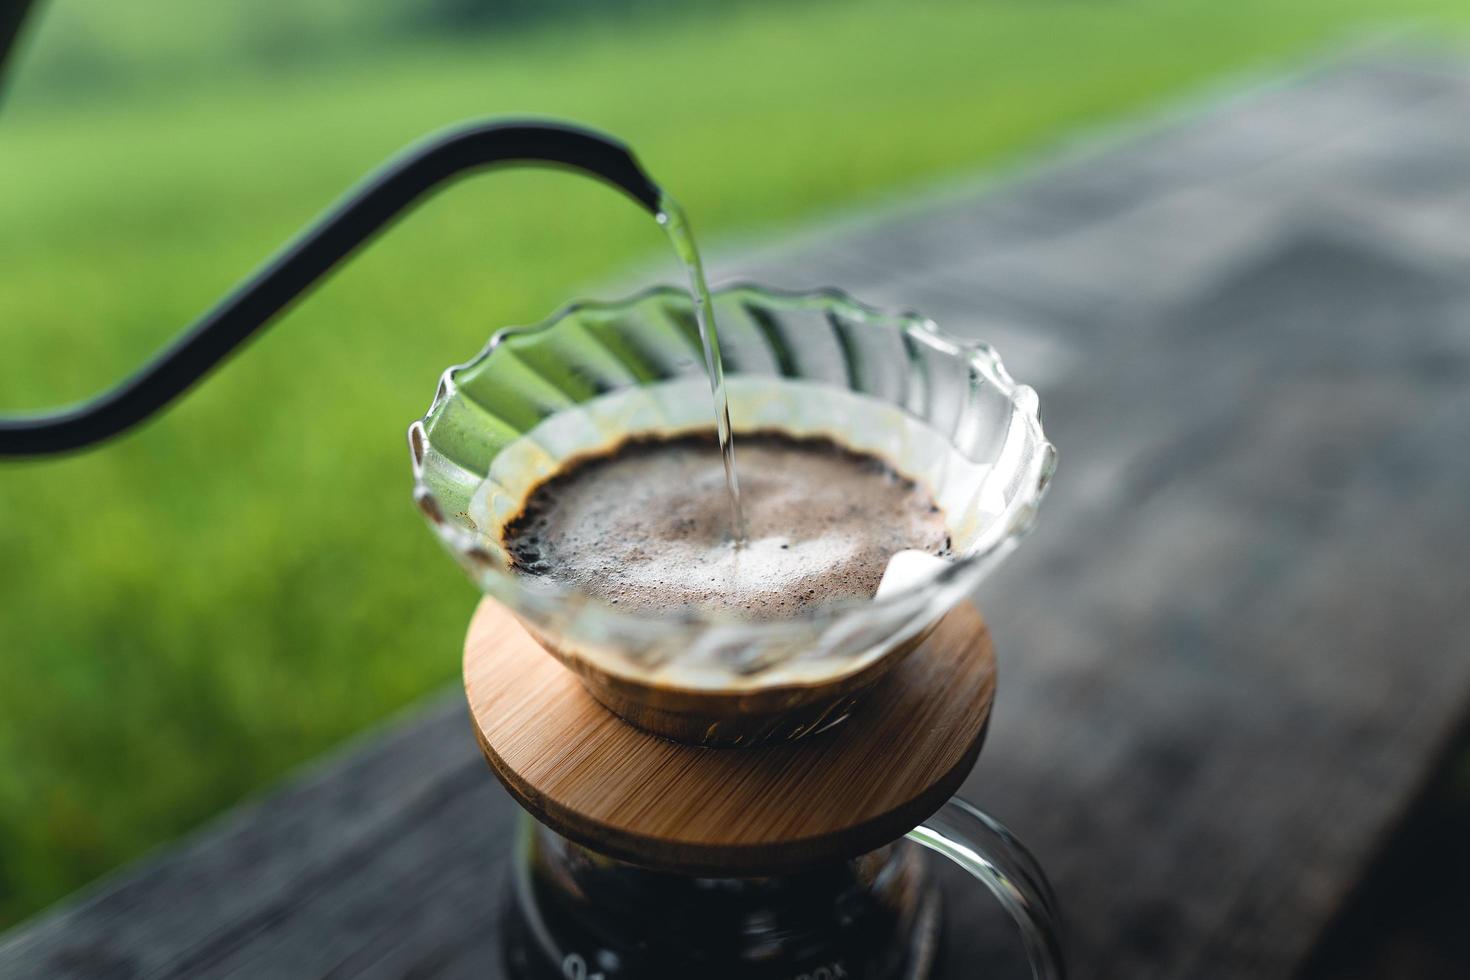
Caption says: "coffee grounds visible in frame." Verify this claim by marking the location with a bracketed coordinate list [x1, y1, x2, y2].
[503, 431, 949, 620]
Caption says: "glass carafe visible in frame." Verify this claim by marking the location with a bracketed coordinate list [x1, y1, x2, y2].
[503, 800, 1064, 980]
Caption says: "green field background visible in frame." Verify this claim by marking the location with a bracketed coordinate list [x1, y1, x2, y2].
[1, 0, 1467, 927]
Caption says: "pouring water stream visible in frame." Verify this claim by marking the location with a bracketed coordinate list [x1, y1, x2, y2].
[656, 195, 747, 546]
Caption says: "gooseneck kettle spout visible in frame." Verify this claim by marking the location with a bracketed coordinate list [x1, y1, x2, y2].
[0, 7, 665, 456]
[0, 116, 664, 457]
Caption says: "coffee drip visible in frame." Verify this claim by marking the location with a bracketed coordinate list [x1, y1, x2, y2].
[0, 50, 1068, 970]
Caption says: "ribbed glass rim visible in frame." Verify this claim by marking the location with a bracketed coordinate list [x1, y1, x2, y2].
[407, 282, 1056, 640]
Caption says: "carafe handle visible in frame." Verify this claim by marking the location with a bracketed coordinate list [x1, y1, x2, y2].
[907, 797, 1067, 979]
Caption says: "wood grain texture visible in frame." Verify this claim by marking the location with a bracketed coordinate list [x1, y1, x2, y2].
[465, 599, 996, 875]
[6, 52, 1470, 980]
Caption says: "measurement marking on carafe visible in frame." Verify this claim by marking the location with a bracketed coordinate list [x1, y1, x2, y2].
[559, 951, 847, 979]
[561, 952, 606, 980]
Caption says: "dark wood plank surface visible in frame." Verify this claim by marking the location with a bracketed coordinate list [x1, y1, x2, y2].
[5, 50, 1470, 980]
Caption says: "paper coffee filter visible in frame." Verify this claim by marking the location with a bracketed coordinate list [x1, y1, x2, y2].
[472, 377, 1000, 564]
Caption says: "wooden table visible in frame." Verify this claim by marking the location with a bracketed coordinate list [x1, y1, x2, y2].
[5, 50, 1470, 980]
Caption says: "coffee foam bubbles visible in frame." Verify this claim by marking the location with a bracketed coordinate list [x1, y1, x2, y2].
[503, 433, 950, 620]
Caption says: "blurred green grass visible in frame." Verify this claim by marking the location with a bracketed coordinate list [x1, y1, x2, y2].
[2, 0, 1469, 928]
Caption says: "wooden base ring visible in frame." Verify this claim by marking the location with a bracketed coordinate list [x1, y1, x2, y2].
[464, 599, 997, 875]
